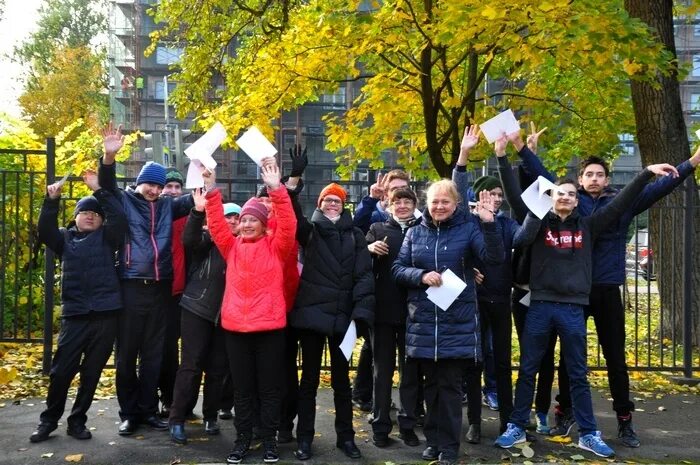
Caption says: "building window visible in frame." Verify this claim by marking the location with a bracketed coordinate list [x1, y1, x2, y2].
[691, 93, 700, 111]
[154, 81, 177, 100]
[692, 55, 700, 77]
[156, 46, 183, 65]
[320, 87, 346, 107]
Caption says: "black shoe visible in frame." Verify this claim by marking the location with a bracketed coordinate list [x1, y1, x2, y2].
[66, 424, 92, 440]
[263, 437, 280, 463]
[618, 416, 640, 448]
[352, 399, 372, 412]
[277, 429, 294, 444]
[170, 424, 187, 445]
[204, 420, 220, 435]
[227, 434, 251, 464]
[118, 419, 138, 436]
[143, 415, 168, 430]
[372, 433, 390, 448]
[336, 439, 362, 459]
[185, 410, 199, 421]
[219, 409, 233, 420]
[437, 452, 456, 465]
[294, 440, 312, 460]
[399, 428, 420, 447]
[29, 423, 57, 443]
[422, 445, 439, 460]
[465, 424, 480, 444]
[159, 405, 171, 419]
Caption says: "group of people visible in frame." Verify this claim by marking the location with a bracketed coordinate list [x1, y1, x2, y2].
[29, 120, 700, 464]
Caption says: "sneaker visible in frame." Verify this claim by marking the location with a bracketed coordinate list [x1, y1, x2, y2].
[494, 423, 526, 448]
[227, 434, 251, 464]
[219, 409, 233, 420]
[549, 408, 575, 437]
[618, 416, 640, 448]
[483, 392, 499, 411]
[399, 428, 420, 447]
[578, 431, 615, 458]
[535, 412, 550, 435]
[352, 398, 372, 412]
[263, 437, 279, 463]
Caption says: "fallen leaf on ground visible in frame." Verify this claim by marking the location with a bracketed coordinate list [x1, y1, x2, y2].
[545, 435, 572, 444]
[65, 454, 83, 462]
[570, 454, 585, 461]
[41, 452, 54, 458]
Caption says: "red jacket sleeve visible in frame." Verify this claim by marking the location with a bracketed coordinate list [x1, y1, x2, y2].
[268, 186, 297, 261]
[204, 189, 235, 259]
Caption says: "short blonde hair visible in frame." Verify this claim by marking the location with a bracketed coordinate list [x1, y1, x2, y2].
[425, 179, 461, 204]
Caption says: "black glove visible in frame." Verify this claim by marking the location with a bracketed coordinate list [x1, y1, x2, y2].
[289, 144, 308, 178]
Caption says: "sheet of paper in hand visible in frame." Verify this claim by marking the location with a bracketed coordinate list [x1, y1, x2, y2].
[236, 126, 278, 166]
[425, 269, 467, 311]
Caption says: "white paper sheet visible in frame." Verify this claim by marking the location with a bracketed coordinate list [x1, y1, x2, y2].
[56, 171, 71, 187]
[519, 291, 531, 307]
[425, 269, 467, 311]
[236, 126, 278, 166]
[183, 123, 223, 188]
[479, 109, 521, 143]
[520, 176, 561, 219]
[339, 320, 357, 361]
[185, 160, 205, 189]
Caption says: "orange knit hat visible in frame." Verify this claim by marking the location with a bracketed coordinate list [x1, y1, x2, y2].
[318, 183, 347, 207]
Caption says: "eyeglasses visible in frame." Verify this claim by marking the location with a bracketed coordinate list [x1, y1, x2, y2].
[322, 198, 342, 205]
[77, 211, 101, 218]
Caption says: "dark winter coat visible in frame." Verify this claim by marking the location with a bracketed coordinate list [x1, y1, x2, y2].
[392, 208, 505, 361]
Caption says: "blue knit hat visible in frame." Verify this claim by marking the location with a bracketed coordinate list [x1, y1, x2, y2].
[74, 196, 103, 217]
[223, 203, 241, 216]
[136, 161, 167, 187]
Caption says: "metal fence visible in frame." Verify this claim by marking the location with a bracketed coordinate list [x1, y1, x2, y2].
[1, 142, 698, 379]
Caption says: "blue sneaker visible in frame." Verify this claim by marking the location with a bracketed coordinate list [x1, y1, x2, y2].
[494, 423, 526, 448]
[535, 412, 550, 434]
[483, 392, 499, 411]
[578, 431, 615, 458]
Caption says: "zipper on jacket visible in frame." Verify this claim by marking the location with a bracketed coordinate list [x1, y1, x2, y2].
[434, 224, 440, 362]
[149, 202, 160, 281]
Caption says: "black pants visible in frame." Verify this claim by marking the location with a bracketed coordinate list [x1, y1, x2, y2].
[225, 329, 285, 439]
[159, 293, 182, 409]
[116, 280, 170, 421]
[296, 329, 354, 443]
[352, 338, 373, 403]
[279, 326, 299, 433]
[40, 312, 118, 428]
[479, 299, 514, 429]
[220, 374, 235, 412]
[397, 357, 425, 430]
[169, 310, 228, 424]
[419, 358, 475, 461]
[512, 287, 562, 414]
[557, 284, 634, 416]
[370, 323, 405, 434]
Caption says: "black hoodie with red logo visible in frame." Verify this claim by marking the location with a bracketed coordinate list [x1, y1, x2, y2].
[513, 168, 654, 306]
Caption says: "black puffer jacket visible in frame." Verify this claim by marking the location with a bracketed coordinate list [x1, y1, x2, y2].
[366, 215, 419, 326]
[178, 209, 226, 324]
[289, 200, 375, 336]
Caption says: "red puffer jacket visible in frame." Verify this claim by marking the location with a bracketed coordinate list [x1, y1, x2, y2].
[205, 186, 296, 332]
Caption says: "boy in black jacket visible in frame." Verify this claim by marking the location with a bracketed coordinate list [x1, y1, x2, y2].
[496, 162, 678, 458]
[30, 171, 127, 442]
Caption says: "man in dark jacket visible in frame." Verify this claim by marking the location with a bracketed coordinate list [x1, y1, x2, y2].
[512, 131, 700, 446]
[30, 172, 127, 442]
[98, 125, 215, 436]
[496, 162, 679, 458]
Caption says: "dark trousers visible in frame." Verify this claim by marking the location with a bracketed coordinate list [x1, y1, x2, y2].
[370, 323, 405, 434]
[352, 337, 373, 403]
[280, 326, 299, 433]
[397, 357, 424, 430]
[116, 280, 170, 421]
[512, 288, 561, 414]
[220, 374, 235, 411]
[40, 312, 118, 428]
[461, 360, 482, 426]
[225, 329, 285, 439]
[482, 326, 497, 394]
[296, 329, 354, 443]
[159, 293, 182, 409]
[511, 301, 597, 435]
[419, 358, 468, 461]
[169, 310, 227, 424]
[479, 299, 514, 429]
[557, 284, 634, 416]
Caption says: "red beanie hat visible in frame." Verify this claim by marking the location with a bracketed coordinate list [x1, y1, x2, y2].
[317, 183, 347, 207]
[240, 198, 269, 226]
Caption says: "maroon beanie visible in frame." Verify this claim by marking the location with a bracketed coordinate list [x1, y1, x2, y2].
[240, 197, 269, 226]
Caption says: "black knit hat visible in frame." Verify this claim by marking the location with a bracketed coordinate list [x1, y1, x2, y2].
[73, 196, 103, 217]
[473, 175, 502, 197]
[165, 167, 184, 186]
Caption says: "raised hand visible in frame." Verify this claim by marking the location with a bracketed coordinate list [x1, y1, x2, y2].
[505, 128, 525, 151]
[261, 162, 281, 190]
[370, 172, 385, 200]
[646, 163, 679, 178]
[461, 124, 481, 152]
[103, 121, 125, 164]
[46, 182, 63, 199]
[83, 169, 100, 192]
[494, 133, 508, 157]
[526, 122, 548, 154]
[475, 189, 496, 223]
[192, 187, 206, 212]
[289, 144, 308, 177]
[200, 165, 217, 190]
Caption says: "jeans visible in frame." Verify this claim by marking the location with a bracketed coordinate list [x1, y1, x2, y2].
[510, 300, 597, 435]
[40, 312, 118, 428]
[557, 285, 634, 416]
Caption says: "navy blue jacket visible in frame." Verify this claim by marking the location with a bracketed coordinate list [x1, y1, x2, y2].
[38, 189, 127, 317]
[353, 196, 389, 234]
[518, 146, 696, 285]
[392, 208, 504, 361]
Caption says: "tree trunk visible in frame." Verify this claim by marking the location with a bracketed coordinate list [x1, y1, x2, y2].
[625, 0, 700, 347]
